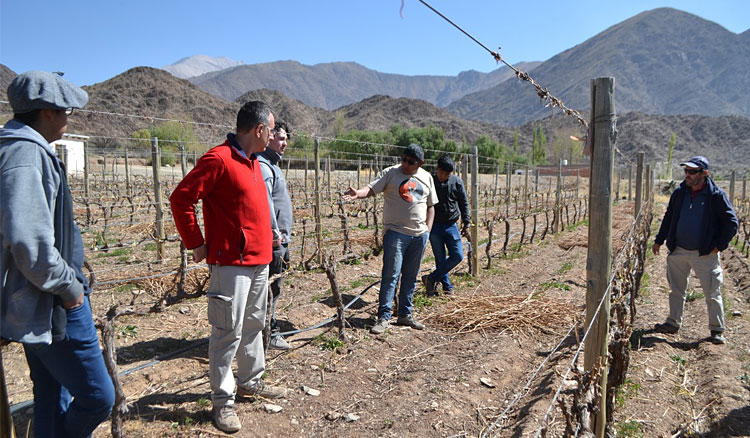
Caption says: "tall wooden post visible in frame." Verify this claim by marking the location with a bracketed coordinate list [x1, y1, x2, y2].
[535, 167, 540, 193]
[554, 159, 563, 233]
[729, 171, 736, 203]
[586, 77, 615, 438]
[635, 153, 644, 218]
[471, 146, 479, 276]
[645, 164, 651, 203]
[615, 169, 620, 201]
[524, 165, 530, 209]
[151, 138, 165, 263]
[506, 161, 512, 216]
[125, 147, 134, 226]
[742, 175, 747, 202]
[83, 140, 91, 224]
[461, 155, 469, 190]
[628, 165, 633, 201]
[180, 145, 187, 178]
[357, 157, 361, 188]
[314, 139, 323, 265]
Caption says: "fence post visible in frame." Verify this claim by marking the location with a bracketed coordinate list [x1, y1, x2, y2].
[357, 157, 361, 188]
[314, 139, 323, 265]
[327, 156, 332, 203]
[493, 164, 499, 200]
[151, 137, 165, 263]
[554, 159, 562, 233]
[524, 165, 530, 209]
[461, 155, 469, 190]
[742, 174, 747, 202]
[125, 147, 134, 226]
[730, 171, 736, 203]
[635, 153, 644, 218]
[304, 153, 309, 192]
[180, 145, 187, 178]
[614, 169, 620, 201]
[628, 165, 633, 201]
[506, 161, 512, 216]
[535, 167, 540, 193]
[471, 146, 479, 276]
[585, 77, 615, 438]
[83, 140, 91, 224]
[644, 164, 651, 203]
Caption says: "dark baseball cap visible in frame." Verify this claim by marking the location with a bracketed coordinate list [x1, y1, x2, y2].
[403, 143, 424, 162]
[679, 156, 709, 170]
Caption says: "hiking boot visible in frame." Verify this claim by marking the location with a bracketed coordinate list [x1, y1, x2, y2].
[397, 315, 425, 330]
[269, 335, 291, 350]
[370, 318, 389, 335]
[654, 321, 679, 334]
[709, 331, 726, 345]
[213, 405, 241, 433]
[422, 274, 437, 295]
[237, 381, 288, 399]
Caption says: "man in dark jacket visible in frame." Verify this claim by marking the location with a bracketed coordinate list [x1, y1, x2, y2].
[652, 156, 738, 344]
[422, 155, 470, 295]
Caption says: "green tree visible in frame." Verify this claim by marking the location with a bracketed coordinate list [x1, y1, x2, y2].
[131, 121, 200, 166]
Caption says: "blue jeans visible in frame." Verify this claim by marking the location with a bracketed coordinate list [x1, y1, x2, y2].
[378, 230, 429, 320]
[23, 296, 115, 438]
[428, 222, 464, 290]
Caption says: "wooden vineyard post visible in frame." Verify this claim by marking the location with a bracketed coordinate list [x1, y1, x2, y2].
[180, 145, 187, 178]
[125, 147, 134, 226]
[628, 165, 633, 201]
[357, 156, 361, 188]
[730, 171, 736, 204]
[586, 77, 615, 438]
[635, 153, 644, 218]
[471, 146, 479, 276]
[614, 169, 619, 201]
[314, 139, 323, 265]
[178, 146, 189, 294]
[554, 159, 562, 233]
[524, 165, 529, 209]
[742, 174, 746, 202]
[506, 161, 511, 217]
[151, 137, 165, 263]
[644, 164, 651, 203]
[83, 139, 92, 225]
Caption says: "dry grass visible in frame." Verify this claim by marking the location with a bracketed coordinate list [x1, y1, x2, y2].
[426, 292, 579, 335]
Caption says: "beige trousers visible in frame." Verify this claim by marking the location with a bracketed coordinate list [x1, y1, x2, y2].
[666, 247, 724, 333]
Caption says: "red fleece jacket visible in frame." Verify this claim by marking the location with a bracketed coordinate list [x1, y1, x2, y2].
[170, 140, 272, 266]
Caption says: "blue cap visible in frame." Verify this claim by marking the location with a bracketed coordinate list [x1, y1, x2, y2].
[7, 71, 88, 114]
[679, 156, 709, 170]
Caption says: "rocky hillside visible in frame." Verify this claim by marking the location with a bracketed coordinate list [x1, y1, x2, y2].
[190, 60, 539, 110]
[0, 64, 17, 103]
[449, 8, 750, 126]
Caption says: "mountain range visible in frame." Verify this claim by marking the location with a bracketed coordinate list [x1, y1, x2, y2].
[163, 55, 244, 79]
[1, 8, 749, 171]
[182, 8, 749, 127]
[189, 60, 540, 111]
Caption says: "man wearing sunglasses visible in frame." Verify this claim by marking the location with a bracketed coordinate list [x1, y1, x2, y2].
[343, 143, 437, 334]
[652, 156, 738, 344]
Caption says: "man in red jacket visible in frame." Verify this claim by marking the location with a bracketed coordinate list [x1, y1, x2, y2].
[170, 101, 287, 433]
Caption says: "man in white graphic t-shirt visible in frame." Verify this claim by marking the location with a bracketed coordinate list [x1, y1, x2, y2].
[343, 143, 438, 334]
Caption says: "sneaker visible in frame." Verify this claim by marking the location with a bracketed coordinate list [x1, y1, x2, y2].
[237, 381, 288, 399]
[213, 405, 241, 433]
[654, 321, 679, 334]
[709, 331, 726, 345]
[370, 318, 389, 335]
[422, 274, 437, 295]
[442, 286, 455, 296]
[269, 335, 291, 350]
[397, 315, 425, 330]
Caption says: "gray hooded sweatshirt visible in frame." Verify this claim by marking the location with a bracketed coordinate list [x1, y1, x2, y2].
[0, 119, 88, 344]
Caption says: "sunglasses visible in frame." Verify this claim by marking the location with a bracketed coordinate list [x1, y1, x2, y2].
[684, 168, 703, 175]
[401, 156, 419, 166]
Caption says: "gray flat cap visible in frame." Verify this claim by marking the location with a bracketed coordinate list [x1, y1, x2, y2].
[8, 70, 88, 114]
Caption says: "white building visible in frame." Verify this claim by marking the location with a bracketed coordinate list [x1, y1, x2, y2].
[0, 125, 87, 175]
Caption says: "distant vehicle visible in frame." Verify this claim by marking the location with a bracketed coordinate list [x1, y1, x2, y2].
[514, 169, 525, 175]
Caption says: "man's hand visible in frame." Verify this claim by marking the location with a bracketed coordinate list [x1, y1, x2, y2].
[192, 244, 208, 263]
[461, 226, 470, 239]
[652, 243, 661, 255]
[342, 186, 358, 202]
[713, 247, 719, 254]
[63, 292, 85, 310]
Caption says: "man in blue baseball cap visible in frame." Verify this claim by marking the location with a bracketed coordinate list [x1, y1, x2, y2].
[0, 71, 114, 436]
[652, 155, 738, 344]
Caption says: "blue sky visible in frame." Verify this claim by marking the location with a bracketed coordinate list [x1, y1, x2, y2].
[1, 0, 748, 87]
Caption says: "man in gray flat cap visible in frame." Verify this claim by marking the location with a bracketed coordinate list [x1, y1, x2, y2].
[0, 71, 114, 436]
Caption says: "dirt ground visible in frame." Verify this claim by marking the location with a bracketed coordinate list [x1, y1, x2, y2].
[4, 198, 750, 437]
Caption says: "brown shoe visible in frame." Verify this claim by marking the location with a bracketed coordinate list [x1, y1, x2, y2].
[213, 405, 241, 433]
[237, 381, 288, 399]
